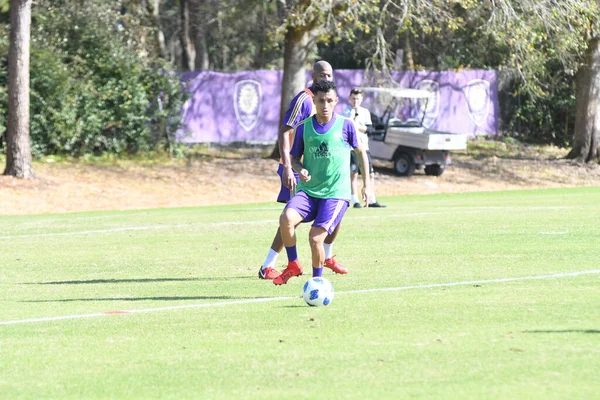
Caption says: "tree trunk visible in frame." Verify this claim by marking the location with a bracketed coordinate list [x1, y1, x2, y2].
[188, 0, 209, 70]
[194, 29, 210, 70]
[179, 0, 196, 71]
[404, 33, 414, 70]
[567, 38, 600, 163]
[149, 0, 167, 58]
[280, 28, 312, 124]
[4, 0, 34, 179]
[270, 26, 315, 159]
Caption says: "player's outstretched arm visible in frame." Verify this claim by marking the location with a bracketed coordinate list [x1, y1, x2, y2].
[278, 124, 296, 190]
[355, 146, 372, 206]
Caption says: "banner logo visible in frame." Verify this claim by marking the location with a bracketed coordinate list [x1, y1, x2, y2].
[414, 79, 439, 128]
[464, 79, 490, 127]
[234, 80, 262, 131]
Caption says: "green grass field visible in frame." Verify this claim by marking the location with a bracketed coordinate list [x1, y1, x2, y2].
[1, 187, 599, 399]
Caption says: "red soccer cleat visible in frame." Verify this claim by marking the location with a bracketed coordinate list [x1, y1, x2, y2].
[273, 260, 303, 285]
[258, 266, 280, 280]
[324, 255, 348, 274]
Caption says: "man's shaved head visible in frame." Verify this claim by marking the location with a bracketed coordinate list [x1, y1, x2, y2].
[312, 60, 333, 83]
[314, 61, 332, 73]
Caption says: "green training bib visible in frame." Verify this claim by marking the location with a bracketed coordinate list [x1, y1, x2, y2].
[298, 116, 351, 200]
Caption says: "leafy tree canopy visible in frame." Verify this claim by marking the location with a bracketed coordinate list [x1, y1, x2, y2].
[0, 0, 187, 156]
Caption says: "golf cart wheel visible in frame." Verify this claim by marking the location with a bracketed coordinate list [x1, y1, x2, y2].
[393, 152, 416, 177]
[424, 164, 445, 176]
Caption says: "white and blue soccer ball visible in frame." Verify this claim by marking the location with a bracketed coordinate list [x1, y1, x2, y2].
[302, 277, 334, 307]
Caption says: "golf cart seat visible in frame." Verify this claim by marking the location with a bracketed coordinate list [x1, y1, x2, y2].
[369, 114, 386, 141]
[389, 118, 423, 129]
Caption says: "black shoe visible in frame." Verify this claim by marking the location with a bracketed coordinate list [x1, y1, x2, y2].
[368, 202, 386, 208]
[353, 202, 362, 209]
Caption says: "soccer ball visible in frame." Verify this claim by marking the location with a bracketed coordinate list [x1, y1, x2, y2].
[302, 277, 334, 307]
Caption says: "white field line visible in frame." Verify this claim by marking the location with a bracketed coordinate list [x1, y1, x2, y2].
[1, 269, 598, 326]
[17, 206, 284, 223]
[0, 206, 572, 240]
[0, 220, 273, 239]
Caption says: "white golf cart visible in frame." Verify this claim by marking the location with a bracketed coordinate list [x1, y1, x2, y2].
[360, 87, 468, 177]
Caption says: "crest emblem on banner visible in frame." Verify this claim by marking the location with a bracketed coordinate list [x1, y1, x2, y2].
[414, 80, 439, 128]
[234, 80, 262, 132]
[464, 79, 490, 127]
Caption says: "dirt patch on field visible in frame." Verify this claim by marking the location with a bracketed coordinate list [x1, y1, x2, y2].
[1, 144, 600, 215]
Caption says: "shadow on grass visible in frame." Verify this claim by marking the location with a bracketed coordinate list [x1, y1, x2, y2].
[22, 295, 263, 302]
[281, 304, 310, 308]
[523, 329, 600, 334]
[22, 276, 254, 285]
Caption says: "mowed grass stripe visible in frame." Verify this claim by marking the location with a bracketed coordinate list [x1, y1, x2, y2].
[1, 187, 599, 399]
[2, 269, 598, 326]
[0, 205, 575, 239]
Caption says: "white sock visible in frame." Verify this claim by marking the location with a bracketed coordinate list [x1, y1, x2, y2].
[261, 248, 279, 270]
[323, 243, 333, 260]
[351, 194, 360, 204]
[370, 195, 377, 204]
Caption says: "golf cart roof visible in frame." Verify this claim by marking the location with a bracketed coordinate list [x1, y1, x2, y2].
[357, 87, 433, 99]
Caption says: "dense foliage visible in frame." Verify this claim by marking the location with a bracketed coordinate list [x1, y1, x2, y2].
[0, 0, 186, 157]
[319, 0, 591, 146]
[1, 0, 598, 156]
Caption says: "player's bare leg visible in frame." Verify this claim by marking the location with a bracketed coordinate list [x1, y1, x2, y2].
[324, 222, 340, 244]
[270, 228, 284, 253]
[308, 226, 328, 277]
[350, 172, 362, 208]
[323, 223, 348, 274]
[273, 208, 304, 285]
[258, 228, 285, 279]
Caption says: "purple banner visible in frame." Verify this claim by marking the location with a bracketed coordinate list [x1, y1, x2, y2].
[177, 69, 498, 143]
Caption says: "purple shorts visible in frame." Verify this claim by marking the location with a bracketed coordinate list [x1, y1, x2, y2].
[285, 190, 350, 235]
[276, 163, 300, 203]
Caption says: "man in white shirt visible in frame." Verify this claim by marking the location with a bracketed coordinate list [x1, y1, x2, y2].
[343, 88, 386, 208]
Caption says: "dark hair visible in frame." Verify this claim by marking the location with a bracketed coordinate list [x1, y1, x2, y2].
[312, 80, 337, 95]
[350, 87, 363, 95]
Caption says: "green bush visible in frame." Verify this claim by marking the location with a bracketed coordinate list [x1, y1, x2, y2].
[498, 66, 576, 147]
[0, 0, 186, 157]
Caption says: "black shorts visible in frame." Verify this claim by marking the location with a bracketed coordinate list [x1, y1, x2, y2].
[350, 150, 373, 174]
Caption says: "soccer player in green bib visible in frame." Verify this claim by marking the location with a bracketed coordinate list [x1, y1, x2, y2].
[273, 80, 372, 285]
